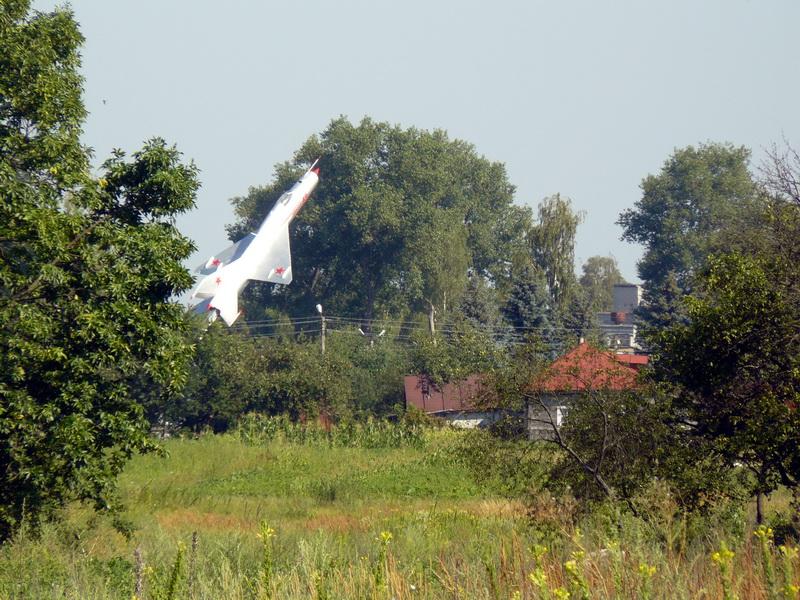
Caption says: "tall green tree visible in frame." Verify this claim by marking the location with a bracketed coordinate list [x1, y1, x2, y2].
[503, 263, 554, 338]
[653, 253, 800, 505]
[405, 208, 471, 334]
[458, 273, 505, 331]
[635, 271, 687, 346]
[227, 117, 530, 325]
[618, 143, 757, 295]
[529, 194, 583, 309]
[0, 2, 198, 540]
[579, 255, 626, 312]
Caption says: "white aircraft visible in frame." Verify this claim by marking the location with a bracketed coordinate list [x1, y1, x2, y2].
[190, 159, 320, 325]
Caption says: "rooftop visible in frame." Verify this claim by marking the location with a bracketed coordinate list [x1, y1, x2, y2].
[531, 342, 647, 393]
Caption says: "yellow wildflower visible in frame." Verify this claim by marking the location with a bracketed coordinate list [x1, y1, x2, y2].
[754, 525, 774, 541]
[529, 568, 548, 588]
[564, 559, 579, 576]
[257, 522, 276, 540]
[711, 543, 735, 565]
[553, 587, 571, 600]
[638, 562, 657, 578]
[532, 544, 548, 561]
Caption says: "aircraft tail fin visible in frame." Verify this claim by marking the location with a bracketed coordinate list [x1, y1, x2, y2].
[209, 286, 241, 326]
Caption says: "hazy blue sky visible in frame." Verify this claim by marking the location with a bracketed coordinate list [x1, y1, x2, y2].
[36, 0, 800, 283]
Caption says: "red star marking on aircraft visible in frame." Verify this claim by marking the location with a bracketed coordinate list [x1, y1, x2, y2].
[275, 267, 286, 275]
[211, 258, 221, 267]
[215, 276, 222, 285]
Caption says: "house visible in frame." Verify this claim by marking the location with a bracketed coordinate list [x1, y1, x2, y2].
[527, 341, 648, 440]
[403, 374, 504, 428]
[597, 283, 642, 351]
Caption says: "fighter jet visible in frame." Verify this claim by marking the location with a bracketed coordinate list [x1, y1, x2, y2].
[190, 159, 320, 325]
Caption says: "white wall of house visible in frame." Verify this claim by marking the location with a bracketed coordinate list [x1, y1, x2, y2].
[527, 398, 570, 440]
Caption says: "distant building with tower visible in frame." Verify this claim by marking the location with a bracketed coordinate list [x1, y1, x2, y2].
[597, 283, 642, 352]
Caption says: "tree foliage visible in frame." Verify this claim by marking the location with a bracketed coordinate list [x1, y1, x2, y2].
[502, 263, 554, 339]
[0, 2, 198, 539]
[647, 142, 800, 504]
[227, 117, 530, 325]
[529, 194, 583, 309]
[544, 386, 740, 511]
[618, 143, 757, 294]
[162, 321, 413, 431]
[409, 321, 505, 386]
[579, 255, 626, 312]
[654, 253, 800, 496]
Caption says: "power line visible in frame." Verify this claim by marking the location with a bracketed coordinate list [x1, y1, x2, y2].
[234, 312, 596, 333]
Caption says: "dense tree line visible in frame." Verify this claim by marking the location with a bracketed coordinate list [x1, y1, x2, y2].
[218, 118, 611, 375]
[169, 117, 623, 427]
[543, 142, 800, 528]
[164, 126, 800, 534]
[3, 0, 798, 544]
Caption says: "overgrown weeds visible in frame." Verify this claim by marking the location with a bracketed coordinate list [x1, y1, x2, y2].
[1, 427, 799, 598]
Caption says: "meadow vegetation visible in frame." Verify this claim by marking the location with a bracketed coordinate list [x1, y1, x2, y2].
[1, 420, 798, 599]
[4, 4, 800, 598]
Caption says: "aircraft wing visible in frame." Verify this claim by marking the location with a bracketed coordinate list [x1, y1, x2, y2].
[249, 225, 293, 285]
[195, 233, 256, 275]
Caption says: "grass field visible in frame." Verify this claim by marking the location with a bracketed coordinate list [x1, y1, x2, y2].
[1, 424, 798, 599]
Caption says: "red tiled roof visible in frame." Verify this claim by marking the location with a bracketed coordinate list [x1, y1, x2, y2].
[532, 342, 644, 392]
[613, 353, 649, 368]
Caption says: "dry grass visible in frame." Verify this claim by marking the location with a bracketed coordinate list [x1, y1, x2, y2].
[1, 431, 798, 599]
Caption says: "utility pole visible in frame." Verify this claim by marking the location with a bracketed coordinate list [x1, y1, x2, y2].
[427, 300, 437, 346]
[316, 304, 325, 356]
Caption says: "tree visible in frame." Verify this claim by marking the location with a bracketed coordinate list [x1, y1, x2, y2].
[635, 271, 687, 349]
[617, 144, 760, 339]
[555, 286, 600, 351]
[458, 273, 505, 331]
[540, 385, 741, 513]
[758, 140, 800, 271]
[323, 329, 411, 416]
[760, 139, 800, 207]
[653, 253, 800, 511]
[160, 322, 269, 433]
[618, 143, 757, 293]
[409, 321, 504, 386]
[579, 255, 626, 312]
[529, 194, 583, 309]
[502, 263, 554, 342]
[405, 208, 472, 334]
[227, 117, 530, 326]
[0, 2, 198, 539]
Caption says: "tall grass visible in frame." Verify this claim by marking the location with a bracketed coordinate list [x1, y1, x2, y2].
[0, 426, 797, 598]
[235, 413, 428, 449]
